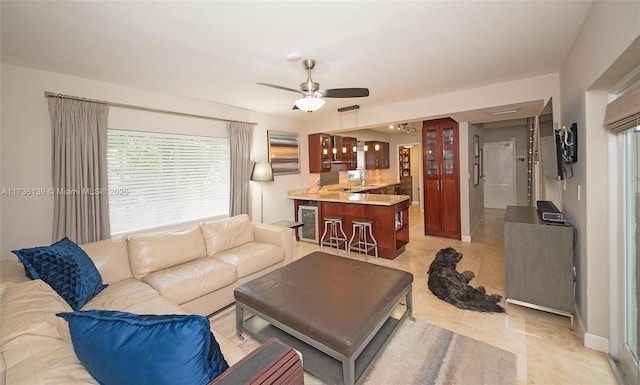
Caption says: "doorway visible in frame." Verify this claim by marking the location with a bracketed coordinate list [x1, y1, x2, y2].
[483, 140, 516, 209]
[397, 143, 422, 208]
[616, 126, 640, 385]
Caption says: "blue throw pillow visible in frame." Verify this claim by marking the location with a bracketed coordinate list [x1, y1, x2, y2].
[57, 310, 229, 385]
[12, 237, 107, 310]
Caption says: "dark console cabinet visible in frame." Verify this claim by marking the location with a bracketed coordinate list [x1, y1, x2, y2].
[504, 206, 575, 328]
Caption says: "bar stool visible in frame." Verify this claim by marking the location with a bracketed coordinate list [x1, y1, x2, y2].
[348, 219, 378, 261]
[320, 216, 348, 255]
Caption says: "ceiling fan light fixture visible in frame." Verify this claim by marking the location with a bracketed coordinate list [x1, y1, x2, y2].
[295, 96, 325, 112]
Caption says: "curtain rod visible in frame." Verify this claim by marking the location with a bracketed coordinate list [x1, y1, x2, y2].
[44, 91, 258, 126]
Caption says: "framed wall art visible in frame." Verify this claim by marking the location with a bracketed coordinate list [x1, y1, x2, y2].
[267, 130, 300, 176]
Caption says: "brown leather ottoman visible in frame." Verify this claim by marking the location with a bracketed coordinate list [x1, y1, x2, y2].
[234, 251, 413, 385]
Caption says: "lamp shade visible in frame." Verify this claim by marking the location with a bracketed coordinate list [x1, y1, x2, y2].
[250, 162, 274, 182]
[294, 96, 325, 112]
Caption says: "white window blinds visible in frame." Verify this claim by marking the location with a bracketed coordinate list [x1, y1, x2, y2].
[605, 82, 640, 134]
[107, 130, 230, 235]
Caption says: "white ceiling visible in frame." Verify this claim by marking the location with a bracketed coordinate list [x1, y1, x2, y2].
[1, 1, 592, 127]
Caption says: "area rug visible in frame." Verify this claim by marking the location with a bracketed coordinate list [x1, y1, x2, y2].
[210, 306, 516, 385]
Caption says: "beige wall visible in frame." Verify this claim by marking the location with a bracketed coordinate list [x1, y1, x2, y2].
[468, 123, 484, 239]
[409, 145, 421, 204]
[558, 0, 640, 352]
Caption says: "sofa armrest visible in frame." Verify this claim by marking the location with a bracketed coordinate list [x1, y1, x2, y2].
[252, 223, 293, 265]
[208, 338, 303, 385]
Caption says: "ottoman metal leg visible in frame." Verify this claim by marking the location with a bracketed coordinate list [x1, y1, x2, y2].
[235, 304, 245, 339]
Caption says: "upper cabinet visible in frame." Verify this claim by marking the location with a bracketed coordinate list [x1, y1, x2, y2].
[330, 136, 357, 171]
[308, 133, 332, 173]
[365, 141, 390, 169]
[308, 134, 358, 173]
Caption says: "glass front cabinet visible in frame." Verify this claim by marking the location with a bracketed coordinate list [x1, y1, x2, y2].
[422, 118, 461, 239]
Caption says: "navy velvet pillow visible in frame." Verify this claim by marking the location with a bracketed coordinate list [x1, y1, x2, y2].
[12, 237, 106, 310]
[57, 310, 229, 385]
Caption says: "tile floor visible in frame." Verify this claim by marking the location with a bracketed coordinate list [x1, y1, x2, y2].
[292, 205, 618, 385]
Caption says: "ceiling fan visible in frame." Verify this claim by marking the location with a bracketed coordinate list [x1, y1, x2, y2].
[257, 59, 369, 112]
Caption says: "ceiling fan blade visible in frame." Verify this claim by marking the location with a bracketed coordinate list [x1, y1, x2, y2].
[257, 82, 304, 95]
[318, 88, 369, 98]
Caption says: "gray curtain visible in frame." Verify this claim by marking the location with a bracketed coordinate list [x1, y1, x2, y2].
[48, 97, 110, 244]
[227, 121, 253, 216]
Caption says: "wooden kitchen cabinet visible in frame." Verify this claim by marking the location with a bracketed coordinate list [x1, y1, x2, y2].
[397, 176, 412, 201]
[365, 141, 389, 169]
[308, 133, 332, 173]
[422, 118, 460, 239]
[309, 134, 358, 173]
[330, 136, 357, 171]
[344, 136, 358, 170]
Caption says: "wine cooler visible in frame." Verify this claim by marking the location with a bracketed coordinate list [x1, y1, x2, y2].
[298, 205, 318, 243]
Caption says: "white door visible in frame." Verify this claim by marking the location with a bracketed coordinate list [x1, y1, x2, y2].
[483, 140, 516, 209]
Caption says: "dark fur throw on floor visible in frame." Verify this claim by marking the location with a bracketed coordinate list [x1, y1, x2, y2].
[427, 247, 505, 313]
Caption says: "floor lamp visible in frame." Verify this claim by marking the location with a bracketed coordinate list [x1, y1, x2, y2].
[250, 162, 274, 223]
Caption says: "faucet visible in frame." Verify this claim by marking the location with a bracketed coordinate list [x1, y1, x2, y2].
[359, 170, 368, 186]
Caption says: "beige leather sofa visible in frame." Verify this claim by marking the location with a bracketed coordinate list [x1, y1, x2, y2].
[0, 214, 294, 384]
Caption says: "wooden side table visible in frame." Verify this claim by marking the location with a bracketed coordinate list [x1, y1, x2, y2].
[270, 220, 304, 230]
[209, 337, 303, 385]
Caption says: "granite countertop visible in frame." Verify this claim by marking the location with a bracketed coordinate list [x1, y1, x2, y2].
[287, 189, 409, 206]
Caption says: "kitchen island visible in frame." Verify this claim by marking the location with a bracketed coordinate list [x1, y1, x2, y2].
[288, 189, 410, 259]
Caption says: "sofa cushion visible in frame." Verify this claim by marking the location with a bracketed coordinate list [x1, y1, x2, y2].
[214, 242, 284, 278]
[1, 337, 98, 385]
[12, 237, 107, 310]
[0, 260, 30, 284]
[142, 258, 238, 304]
[128, 225, 207, 279]
[0, 279, 73, 348]
[80, 237, 133, 284]
[81, 278, 162, 310]
[201, 214, 254, 256]
[57, 310, 229, 385]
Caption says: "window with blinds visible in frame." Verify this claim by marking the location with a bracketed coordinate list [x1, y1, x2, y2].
[107, 130, 230, 235]
[606, 81, 640, 134]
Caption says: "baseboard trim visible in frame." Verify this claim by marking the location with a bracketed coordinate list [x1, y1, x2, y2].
[585, 332, 610, 353]
[572, 304, 610, 353]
